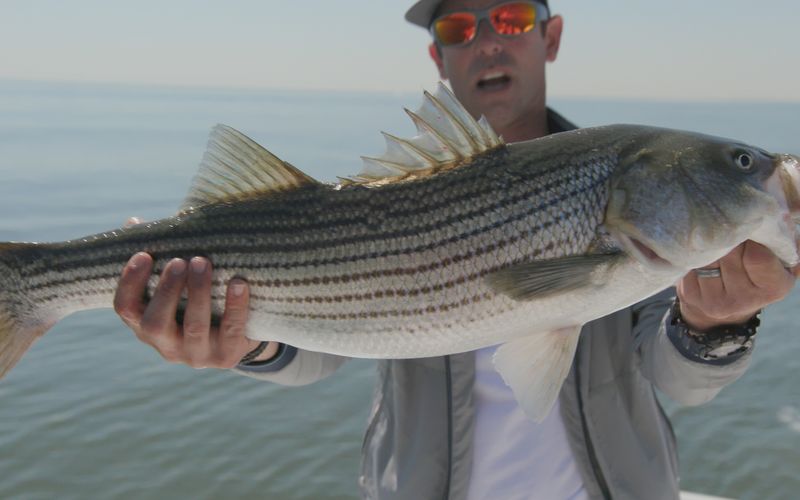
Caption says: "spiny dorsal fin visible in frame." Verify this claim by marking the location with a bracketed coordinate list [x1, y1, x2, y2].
[180, 125, 319, 212]
[345, 83, 504, 187]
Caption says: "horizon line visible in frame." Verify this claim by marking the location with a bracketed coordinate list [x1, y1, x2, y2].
[1, 76, 798, 106]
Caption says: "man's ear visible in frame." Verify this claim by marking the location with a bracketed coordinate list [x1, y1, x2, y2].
[544, 15, 563, 62]
[428, 42, 448, 79]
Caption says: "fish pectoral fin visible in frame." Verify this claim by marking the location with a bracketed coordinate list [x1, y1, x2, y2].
[180, 125, 321, 212]
[493, 326, 582, 422]
[485, 252, 625, 301]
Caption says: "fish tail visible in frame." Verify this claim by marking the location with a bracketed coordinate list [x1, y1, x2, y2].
[0, 242, 52, 380]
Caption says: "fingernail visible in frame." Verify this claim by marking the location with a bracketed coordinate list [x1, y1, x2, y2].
[170, 259, 187, 275]
[190, 257, 207, 274]
[231, 280, 245, 297]
[129, 252, 149, 271]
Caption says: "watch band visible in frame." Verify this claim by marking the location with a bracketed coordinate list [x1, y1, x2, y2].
[670, 297, 759, 361]
[239, 341, 271, 365]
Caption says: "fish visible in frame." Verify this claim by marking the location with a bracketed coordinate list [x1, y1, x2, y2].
[1, 83, 798, 421]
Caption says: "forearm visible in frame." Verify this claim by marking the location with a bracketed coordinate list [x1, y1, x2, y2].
[633, 288, 753, 406]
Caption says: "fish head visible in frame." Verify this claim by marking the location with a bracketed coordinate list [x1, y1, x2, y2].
[605, 128, 800, 272]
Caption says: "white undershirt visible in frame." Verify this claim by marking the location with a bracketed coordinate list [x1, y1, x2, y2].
[466, 345, 590, 500]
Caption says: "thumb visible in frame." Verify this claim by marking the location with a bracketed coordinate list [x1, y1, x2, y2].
[124, 216, 144, 228]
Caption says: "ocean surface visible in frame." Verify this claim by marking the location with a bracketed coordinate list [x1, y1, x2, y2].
[0, 80, 798, 500]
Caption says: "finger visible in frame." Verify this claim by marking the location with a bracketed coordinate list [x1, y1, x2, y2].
[741, 241, 795, 301]
[742, 241, 793, 285]
[214, 279, 251, 368]
[677, 271, 702, 304]
[695, 263, 726, 301]
[182, 257, 213, 367]
[717, 243, 754, 292]
[113, 252, 153, 328]
[139, 258, 188, 361]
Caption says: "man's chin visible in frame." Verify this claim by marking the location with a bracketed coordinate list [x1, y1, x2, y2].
[473, 101, 517, 127]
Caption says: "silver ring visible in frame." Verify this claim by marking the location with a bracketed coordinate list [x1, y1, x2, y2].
[695, 267, 722, 278]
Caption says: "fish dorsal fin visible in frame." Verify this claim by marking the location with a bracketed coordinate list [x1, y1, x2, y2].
[180, 124, 319, 212]
[345, 82, 504, 186]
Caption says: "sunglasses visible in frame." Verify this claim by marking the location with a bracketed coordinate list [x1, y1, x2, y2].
[431, 1, 550, 47]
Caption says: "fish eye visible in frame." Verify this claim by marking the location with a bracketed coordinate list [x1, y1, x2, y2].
[734, 151, 754, 171]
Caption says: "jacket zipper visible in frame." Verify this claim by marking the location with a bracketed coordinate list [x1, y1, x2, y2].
[574, 346, 612, 500]
[443, 355, 453, 500]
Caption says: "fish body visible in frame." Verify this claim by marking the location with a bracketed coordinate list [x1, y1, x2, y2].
[1, 85, 798, 419]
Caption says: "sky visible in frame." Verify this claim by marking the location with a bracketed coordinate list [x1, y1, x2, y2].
[1, 0, 798, 101]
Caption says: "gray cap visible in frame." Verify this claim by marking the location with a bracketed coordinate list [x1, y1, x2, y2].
[405, 0, 549, 29]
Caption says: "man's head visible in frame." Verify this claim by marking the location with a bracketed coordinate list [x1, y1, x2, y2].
[406, 0, 563, 142]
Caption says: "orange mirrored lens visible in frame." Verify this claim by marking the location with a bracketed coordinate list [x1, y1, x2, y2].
[434, 13, 477, 46]
[433, 2, 538, 46]
[491, 3, 537, 36]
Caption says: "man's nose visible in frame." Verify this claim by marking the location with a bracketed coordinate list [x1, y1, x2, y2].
[471, 19, 503, 54]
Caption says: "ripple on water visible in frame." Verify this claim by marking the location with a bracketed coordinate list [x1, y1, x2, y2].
[777, 406, 800, 434]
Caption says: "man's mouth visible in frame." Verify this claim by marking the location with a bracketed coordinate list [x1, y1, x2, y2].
[476, 71, 512, 92]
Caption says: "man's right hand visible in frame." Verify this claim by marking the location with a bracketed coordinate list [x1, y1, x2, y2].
[113, 252, 278, 369]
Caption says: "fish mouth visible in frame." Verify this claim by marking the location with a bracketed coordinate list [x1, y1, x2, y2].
[476, 70, 512, 93]
[779, 154, 800, 222]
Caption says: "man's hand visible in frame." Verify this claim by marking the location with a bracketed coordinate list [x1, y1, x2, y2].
[677, 241, 799, 331]
[113, 252, 278, 368]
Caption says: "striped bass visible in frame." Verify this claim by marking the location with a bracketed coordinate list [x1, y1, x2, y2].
[1, 84, 799, 420]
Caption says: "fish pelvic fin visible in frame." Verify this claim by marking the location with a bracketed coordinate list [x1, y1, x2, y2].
[180, 125, 321, 213]
[342, 82, 505, 187]
[0, 242, 52, 380]
[493, 325, 582, 422]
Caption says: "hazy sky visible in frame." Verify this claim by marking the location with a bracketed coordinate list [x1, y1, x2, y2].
[2, 0, 798, 101]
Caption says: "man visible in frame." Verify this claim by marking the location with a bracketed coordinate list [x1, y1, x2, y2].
[113, 1, 798, 498]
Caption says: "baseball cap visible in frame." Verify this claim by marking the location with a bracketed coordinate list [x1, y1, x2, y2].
[406, 0, 550, 29]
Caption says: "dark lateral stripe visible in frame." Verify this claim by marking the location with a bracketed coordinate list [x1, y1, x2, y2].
[23, 178, 604, 291]
[257, 292, 495, 321]
[192, 153, 612, 234]
[24, 158, 610, 275]
[148, 164, 598, 242]
[29, 234, 556, 306]
[34, 285, 117, 303]
[162, 149, 552, 231]
[243, 249, 548, 305]
[243, 239, 558, 292]
[25, 219, 565, 298]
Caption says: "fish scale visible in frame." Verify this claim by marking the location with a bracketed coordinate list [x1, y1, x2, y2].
[2, 84, 798, 422]
[15, 148, 608, 316]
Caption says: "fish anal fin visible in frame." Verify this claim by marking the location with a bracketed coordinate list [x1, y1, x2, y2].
[486, 252, 625, 301]
[180, 125, 320, 212]
[493, 326, 582, 422]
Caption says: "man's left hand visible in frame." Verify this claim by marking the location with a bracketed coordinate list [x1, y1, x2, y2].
[677, 241, 799, 331]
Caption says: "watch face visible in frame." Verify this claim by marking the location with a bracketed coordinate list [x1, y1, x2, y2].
[706, 340, 751, 359]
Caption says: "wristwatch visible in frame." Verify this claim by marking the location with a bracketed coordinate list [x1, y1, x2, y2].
[670, 298, 759, 361]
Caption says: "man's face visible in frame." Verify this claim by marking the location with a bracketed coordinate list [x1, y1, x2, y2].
[429, 0, 562, 135]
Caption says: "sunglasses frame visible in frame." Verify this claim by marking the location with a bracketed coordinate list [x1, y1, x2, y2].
[430, 0, 550, 47]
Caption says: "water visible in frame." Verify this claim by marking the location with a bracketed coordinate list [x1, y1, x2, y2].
[0, 80, 798, 500]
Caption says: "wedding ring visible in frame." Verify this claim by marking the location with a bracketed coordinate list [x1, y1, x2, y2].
[695, 267, 722, 278]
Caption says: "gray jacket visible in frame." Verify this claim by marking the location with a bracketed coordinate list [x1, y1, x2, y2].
[237, 287, 751, 500]
[235, 110, 754, 499]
